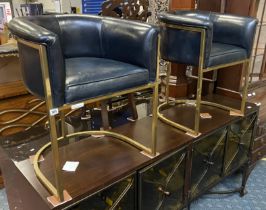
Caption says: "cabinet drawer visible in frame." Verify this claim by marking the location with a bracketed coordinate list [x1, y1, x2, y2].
[190, 128, 227, 199]
[72, 174, 136, 210]
[139, 148, 187, 210]
[224, 113, 257, 174]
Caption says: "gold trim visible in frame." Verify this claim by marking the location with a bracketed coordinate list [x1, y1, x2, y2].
[165, 62, 171, 103]
[151, 36, 160, 156]
[39, 44, 64, 201]
[203, 59, 249, 73]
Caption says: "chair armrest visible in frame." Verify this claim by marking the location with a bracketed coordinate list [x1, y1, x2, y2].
[212, 13, 258, 57]
[8, 17, 65, 107]
[8, 17, 57, 46]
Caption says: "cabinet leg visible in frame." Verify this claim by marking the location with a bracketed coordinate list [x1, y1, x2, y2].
[240, 165, 253, 197]
[0, 169, 4, 189]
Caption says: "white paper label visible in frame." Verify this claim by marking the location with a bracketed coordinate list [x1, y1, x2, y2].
[71, 103, 84, 110]
[62, 161, 79, 172]
[50, 108, 59, 116]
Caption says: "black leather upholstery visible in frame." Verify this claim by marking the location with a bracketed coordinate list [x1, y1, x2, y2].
[158, 10, 257, 68]
[65, 57, 149, 103]
[207, 43, 247, 67]
[8, 15, 159, 107]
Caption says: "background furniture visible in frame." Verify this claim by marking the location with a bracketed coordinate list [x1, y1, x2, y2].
[0, 42, 27, 99]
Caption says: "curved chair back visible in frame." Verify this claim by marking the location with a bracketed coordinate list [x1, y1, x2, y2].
[159, 10, 257, 67]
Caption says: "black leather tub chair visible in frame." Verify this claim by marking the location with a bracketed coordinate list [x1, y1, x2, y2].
[8, 14, 159, 202]
[158, 10, 257, 136]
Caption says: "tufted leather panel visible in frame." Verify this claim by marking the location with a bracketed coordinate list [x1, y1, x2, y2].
[101, 18, 158, 81]
[159, 10, 257, 68]
[57, 15, 103, 58]
[17, 42, 45, 100]
[207, 43, 247, 68]
[9, 15, 158, 107]
[158, 11, 213, 66]
[65, 57, 149, 103]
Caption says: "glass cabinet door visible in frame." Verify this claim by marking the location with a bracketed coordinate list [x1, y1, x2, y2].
[139, 148, 187, 210]
[224, 113, 257, 175]
[190, 128, 227, 199]
[73, 175, 136, 210]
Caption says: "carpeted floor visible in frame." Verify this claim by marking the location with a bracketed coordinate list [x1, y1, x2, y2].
[0, 159, 265, 210]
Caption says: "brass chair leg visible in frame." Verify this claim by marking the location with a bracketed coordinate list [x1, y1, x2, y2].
[194, 66, 204, 136]
[151, 84, 159, 156]
[166, 62, 172, 103]
[240, 60, 251, 114]
[60, 111, 66, 138]
[48, 114, 64, 201]
[100, 100, 110, 130]
[128, 93, 138, 120]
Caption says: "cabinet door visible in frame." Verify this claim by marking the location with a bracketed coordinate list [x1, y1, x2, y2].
[190, 128, 227, 199]
[139, 148, 187, 210]
[72, 174, 136, 210]
[224, 113, 257, 175]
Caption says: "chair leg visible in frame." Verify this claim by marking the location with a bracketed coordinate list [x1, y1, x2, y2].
[128, 93, 138, 120]
[166, 62, 172, 103]
[48, 114, 64, 201]
[151, 84, 159, 156]
[194, 66, 204, 135]
[60, 111, 66, 138]
[100, 100, 110, 130]
[208, 70, 218, 94]
[240, 60, 251, 114]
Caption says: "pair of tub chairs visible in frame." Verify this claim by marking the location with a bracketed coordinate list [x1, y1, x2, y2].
[9, 11, 257, 202]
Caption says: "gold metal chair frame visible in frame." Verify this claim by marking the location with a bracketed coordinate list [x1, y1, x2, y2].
[17, 37, 160, 203]
[160, 23, 251, 137]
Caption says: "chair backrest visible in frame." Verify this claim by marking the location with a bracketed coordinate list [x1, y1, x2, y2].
[159, 10, 257, 66]
[159, 10, 213, 67]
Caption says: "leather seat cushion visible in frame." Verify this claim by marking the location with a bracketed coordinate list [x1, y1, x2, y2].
[206, 42, 247, 68]
[65, 57, 149, 103]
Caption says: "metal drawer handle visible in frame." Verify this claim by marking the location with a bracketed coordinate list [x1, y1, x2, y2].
[158, 186, 171, 196]
[203, 159, 214, 165]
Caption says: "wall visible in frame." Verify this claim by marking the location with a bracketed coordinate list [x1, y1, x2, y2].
[12, 0, 56, 15]
[12, 0, 82, 15]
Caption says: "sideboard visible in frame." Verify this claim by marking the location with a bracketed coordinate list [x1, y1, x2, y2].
[0, 96, 259, 210]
